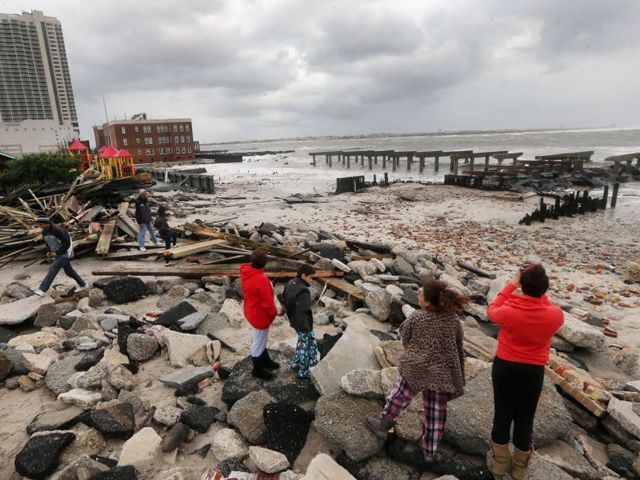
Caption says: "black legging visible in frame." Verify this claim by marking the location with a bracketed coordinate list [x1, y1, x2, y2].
[491, 356, 545, 451]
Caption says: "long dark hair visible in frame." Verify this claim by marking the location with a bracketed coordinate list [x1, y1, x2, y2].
[422, 278, 469, 315]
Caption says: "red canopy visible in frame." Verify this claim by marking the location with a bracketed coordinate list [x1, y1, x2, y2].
[115, 149, 133, 158]
[100, 145, 119, 158]
[68, 139, 89, 151]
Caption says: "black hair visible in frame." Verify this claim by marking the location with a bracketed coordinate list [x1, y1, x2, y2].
[251, 248, 268, 269]
[297, 264, 316, 278]
[520, 264, 549, 298]
[158, 205, 167, 216]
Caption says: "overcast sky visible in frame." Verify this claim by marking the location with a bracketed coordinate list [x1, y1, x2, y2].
[2, 0, 640, 142]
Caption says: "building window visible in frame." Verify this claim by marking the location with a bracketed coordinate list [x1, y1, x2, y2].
[123, 138, 128, 146]
[134, 126, 139, 133]
[173, 125, 178, 132]
[185, 124, 190, 132]
[143, 126, 151, 134]
[121, 126, 126, 134]
[146, 148, 154, 155]
[182, 146, 187, 154]
[187, 146, 192, 153]
[144, 137, 153, 145]
[179, 124, 184, 132]
[137, 149, 142, 156]
[180, 135, 185, 143]
[136, 138, 140, 144]
[186, 136, 191, 142]
[174, 136, 179, 143]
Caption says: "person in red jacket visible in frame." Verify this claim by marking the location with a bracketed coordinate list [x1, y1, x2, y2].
[486, 264, 564, 480]
[240, 248, 280, 380]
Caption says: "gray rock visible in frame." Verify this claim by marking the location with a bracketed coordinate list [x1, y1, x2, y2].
[35, 301, 77, 328]
[487, 275, 510, 303]
[55, 454, 110, 480]
[159, 365, 214, 389]
[525, 454, 576, 480]
[157, 285, 191, 310]
[348, 260, 378, 278]
[58, 388, 103, 409]
[0, 295, 55, 325]
[98, 314, 129, 331]
[177, 310, 208, 331]
[45, 355, 79, 395]
[158, 329, 210, 367]
[537, 440, 600, 480]
[4, 281, 33, 299]
[608, 398, 640, 441]
[340, 369, 383, 398]
[212, 428, 249, 461]
[364, 289, 392, 321]
[392, 246, 419, 266]
[153, 406, 183, 426]
[126, 333, 159, 361]
[0, 350, 12, 380]
[219, 298, 245, 328]
[118, 390, 145, 415]
[557, 312, 605, 350]
[249, 446, 290, 474]
[82, 402, 135, 438]
[228, 390, 275, 444]
[314, 391, 385, 462]
[161, 422, 190, 453]
[393, 256, 414, 276]
[117, 426, 161, 467]
[195, 312, 229, 337]
[445, 369, 572, 455]
[374, 340, 403, 368]
[311, 321, 381, 396]
[27, 406, 84, 434]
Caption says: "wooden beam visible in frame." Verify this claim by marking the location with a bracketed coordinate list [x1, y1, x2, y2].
[117, 214, 139, 239]
[165, 239, 227, 259]
[319, 277, 364, 301]
[95, 219, 116, 256]
[91, 267, 342, 279]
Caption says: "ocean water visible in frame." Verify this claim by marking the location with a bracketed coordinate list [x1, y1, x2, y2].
[194, 128, 640, 202]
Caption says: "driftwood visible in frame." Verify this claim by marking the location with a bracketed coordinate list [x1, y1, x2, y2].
[92, 267, 342, 280]
[95, 219, 116, 256]
[456, 261, 496, 279]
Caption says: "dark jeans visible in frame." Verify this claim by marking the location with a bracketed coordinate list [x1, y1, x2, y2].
[39, 255, 86, 292]
[161, 231, 177, 263]
[491, 356, 545, 451]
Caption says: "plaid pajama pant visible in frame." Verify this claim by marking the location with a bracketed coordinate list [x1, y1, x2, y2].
[290, 331, 318, 379]
[381, 374, 449, 459]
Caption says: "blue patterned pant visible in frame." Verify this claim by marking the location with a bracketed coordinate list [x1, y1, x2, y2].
[291, 332, 318, 379]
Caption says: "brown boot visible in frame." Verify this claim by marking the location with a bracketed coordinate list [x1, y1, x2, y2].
[511, 446, 533, 480]
[365, 414, 396, 438]
[488, 440, 510, 478]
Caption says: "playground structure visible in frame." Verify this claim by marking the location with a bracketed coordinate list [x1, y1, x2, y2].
[67, 139, 93, 172]
[97, 145, 136, 180]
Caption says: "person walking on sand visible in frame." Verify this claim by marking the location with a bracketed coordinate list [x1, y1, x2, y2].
[284, 264, 317, 379]
[134, 188, 158, 251]
[154, 205, 177, 267]
[366, 279, 468, 461]
[33, 216, 86, 297]
[240, 248, 281, 380]
[486, 264, 564, 480]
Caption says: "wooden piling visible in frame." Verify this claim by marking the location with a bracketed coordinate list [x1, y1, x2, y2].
[602, 185, 609, 209]
[434, 156, 439, 172]
[419, 157, 425, 173]
[368, 156, 372, 170]
[611, 183, 620, 208]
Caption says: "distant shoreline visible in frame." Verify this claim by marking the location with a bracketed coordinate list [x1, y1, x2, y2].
[202, 125, 637, 147]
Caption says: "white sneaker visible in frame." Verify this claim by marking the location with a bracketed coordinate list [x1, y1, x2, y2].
[33, 289, 45, 297]
[139, 247, 147, 252]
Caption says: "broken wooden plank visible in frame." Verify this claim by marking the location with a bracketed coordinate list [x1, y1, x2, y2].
[319, 277, 365, 301]
[95, 219, 116, 256]
[165, 239, 227, 259]
[116, 216, 139, 239]
[184, 222, 303, 258]
[456, 261, 496, 279]
[544, 367, 607, 418]
[92, 267, 342, 280]
[103, 247, 166, 260]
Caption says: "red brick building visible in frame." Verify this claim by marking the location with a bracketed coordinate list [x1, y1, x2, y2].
[93, 118, 195, 163]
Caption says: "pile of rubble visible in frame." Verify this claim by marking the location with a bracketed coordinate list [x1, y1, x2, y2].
[0, 220, 639, 480]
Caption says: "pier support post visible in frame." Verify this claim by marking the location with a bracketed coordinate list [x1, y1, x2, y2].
[602, 185, 609, 209]
[347, 155, 350, 169]
[384, 172, 389, 186]
[419, 156, 425, 173]
[407, 155, 412, 171]
[368, 156, 372, 170]
[325, 154, 328, 165]
[392, 155, 397, 172]
[611, 183, 620, 208]
[382, 155, 386, 169]
[484, 156, 489, 172]
[434, 156, 439, 172]
[329, 155, 332, 167]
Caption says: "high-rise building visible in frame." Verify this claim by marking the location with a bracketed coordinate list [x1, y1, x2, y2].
[0, 10, 79, 156]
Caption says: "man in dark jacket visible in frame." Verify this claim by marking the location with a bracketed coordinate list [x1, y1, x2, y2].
[284, 264, 317, 379]
[34, 216, 86, 296]
[134, 189, 158, 251]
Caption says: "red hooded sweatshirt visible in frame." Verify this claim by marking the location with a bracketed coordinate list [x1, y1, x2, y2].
[240, 264, 277, 330]
[487, 283, 564, 366]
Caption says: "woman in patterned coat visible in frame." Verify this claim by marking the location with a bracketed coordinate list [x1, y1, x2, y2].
[366, 278, 468, 460]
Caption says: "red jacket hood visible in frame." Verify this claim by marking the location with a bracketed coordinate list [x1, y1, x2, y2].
[501, 292, 552, 311]
[240, 263, 277, 330]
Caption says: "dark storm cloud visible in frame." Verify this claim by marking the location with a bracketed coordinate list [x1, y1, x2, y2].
[1, 0, 638, 140]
